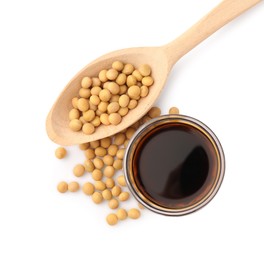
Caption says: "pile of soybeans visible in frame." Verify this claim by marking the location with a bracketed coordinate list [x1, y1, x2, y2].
[57, 103, 179, 226]
[69, 61, 154, 135]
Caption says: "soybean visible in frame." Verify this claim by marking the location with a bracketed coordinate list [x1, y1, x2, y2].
[81, 77, 92, 88]
[119, 192, 130, 201]
[106, 213, 118, 226]
[125, 128, 135, 139]
[117, 175, 126, 186]
[116, 208, 127, 220]
[83, 110, 95, 122]
[142, 76, 154, 87]
[68, 182, 79, 192]
[109, 113, 122, 125]
[100, 137, 111, 148]
[118, 107, 129, 116]
[73, 164, 85, 177]
[82, 123, 95, 135]
[138, 64, 151, 76]
[92, 169, 103, 181]
[92, 192, 103, 204]
[55, 147, 67, 159]
[69, 108, 80, 120]
[57, 181, 68, 193]
[114, 133, 126, 145]
[93, 158, 104, 169]
[105, 178, 115, 189]
[113, 159, 123, 170]
[108, 144, 118, 156]
[116, 149, 125, 159]
[148, 107, 161, 118]
[84, 159, 95, 172]
[82, 182, 95, 195]
[128, 208, 141, 219]
[108, 198, 119, 209]
[169, 107, 180, 114]
[102, 189, 112, 200]
[79, 143, 89, 150]
[90, 140, 100, 149]
[77, 98, 89, 112]
[103, 155, 114, 166]
[69, 119, 82, 131]
[112, 185, 122, 197]
[112, 61, 124, 71]
[119, 94, 130, 108]
[95, 147, 107, 157]
[128, 85, 140, 99]
[104, 166, 115, 178]
[94, 181, 106, 191]
[84, 148, 95, 159]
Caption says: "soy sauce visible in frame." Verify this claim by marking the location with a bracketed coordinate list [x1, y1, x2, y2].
[132, 123, 218, 209]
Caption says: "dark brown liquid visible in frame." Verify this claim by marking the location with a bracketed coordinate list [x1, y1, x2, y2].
[132, 123, 218, 209]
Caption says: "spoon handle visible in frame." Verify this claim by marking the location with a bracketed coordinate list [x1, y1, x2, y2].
[164, 0, 262, 68]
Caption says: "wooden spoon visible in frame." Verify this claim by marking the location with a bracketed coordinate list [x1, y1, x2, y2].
[46, 0, 261, 145]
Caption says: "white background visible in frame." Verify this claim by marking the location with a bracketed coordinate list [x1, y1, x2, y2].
[1, 0, 264, 259]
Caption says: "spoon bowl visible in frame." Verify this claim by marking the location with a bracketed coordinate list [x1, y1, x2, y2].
[46, 47, 169, 145]
[46, 0, 261, 145]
